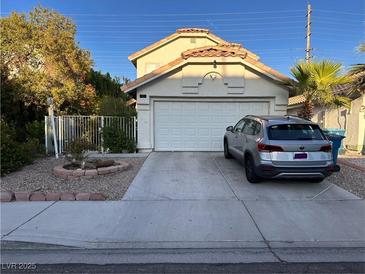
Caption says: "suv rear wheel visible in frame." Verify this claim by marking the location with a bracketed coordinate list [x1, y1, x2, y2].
[224, 140, 232, 159]
[245, 154, 260, 183]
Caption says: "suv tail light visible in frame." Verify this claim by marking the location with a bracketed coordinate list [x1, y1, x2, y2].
[258, 143, 283, 152]
[319, 144, 332, 152]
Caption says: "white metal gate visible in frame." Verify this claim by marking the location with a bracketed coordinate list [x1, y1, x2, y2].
[45, 116, 137, 154]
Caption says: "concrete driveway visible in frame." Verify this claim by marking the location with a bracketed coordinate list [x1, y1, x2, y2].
[2, 152, 365, 264]
[120, 152, 365, 248]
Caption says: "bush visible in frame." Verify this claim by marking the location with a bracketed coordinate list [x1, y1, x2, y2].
[1, 121, 33, 176]
[65, 137, 96, 163]
[26, 120, 45, 143]
[23, 138, 45, 158]
[103, 126, 136, 153]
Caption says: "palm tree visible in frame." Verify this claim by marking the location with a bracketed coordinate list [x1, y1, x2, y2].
[286, 60, 351, 119]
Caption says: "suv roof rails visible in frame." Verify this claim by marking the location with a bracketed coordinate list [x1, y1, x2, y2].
[284, 115, 311, 121]
[245, 115, 268, 121]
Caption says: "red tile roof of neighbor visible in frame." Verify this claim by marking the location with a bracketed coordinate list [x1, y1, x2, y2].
[288, 95, 306, 106]
[121, 42, 290, 93]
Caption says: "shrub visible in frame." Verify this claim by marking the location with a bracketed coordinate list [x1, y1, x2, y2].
[25, 120, 45, 143]
[65, 137, 96, 167]
[103, 126, 136, 153]
[23, 138, 45, 158]
[1, 121, 33, 176]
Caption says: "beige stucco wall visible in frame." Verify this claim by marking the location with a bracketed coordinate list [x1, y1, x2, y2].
[136, 35, 218, 77]
[135, 57, 288, 151]
[287, 94, 365, 153]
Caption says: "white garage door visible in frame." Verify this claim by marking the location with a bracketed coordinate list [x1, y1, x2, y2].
[154, 101, 269, 151]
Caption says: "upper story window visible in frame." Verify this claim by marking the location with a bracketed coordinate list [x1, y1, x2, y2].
[145, 63, 160, 74]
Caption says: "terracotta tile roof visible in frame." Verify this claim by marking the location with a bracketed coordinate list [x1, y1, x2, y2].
[122, 43, 290, 93]
[288, 95, 306, 106]
[128, 28, 227, 63]
[182, 43, 249, 59]
[176, 28, 210, 33]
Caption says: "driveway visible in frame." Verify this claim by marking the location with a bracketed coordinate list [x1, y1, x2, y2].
[2, 152, 365, 264]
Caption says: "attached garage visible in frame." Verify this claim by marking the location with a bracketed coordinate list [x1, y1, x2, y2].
[121, 28, 290, 152]
[154, 101, 269, 151]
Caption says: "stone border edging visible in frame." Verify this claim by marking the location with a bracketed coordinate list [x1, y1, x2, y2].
[53, 160, 130, 179]
[0, 191, 106, 202]
[338, 158, 365, 173]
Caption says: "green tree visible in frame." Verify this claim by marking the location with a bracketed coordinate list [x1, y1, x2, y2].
[98, 96, 136, 117]
[286, 60, 351, 119]
[86, 69, 130, 99]
[0, 6, 97, 115]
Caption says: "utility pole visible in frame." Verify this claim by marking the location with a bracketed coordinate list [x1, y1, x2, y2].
[305, 3, 312, 63]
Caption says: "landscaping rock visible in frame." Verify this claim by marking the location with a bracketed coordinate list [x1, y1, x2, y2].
[76, 193, 90, 201]
[14, 191, 31, 201]
[97, 166, 113, 175]
[109, 165, 120, 173]
[73, 169, 85, 177]
[85, 169, 98, 176]
[95, 159, 114, 168]
[46, 192, 60, 201]
[1, 157, 146, 201]
[60, 193, 75, 201]
[118, 162, 130, 171]
[89, 193, 106, 201]
[0, 191, 14, 202]
[53, 165, 73, 178]
[30, 192, 46, 201]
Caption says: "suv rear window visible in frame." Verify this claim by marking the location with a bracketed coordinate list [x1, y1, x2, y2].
[268, 124, 325, 140]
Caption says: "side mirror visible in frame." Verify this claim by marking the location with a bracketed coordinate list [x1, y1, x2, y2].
[226, 126, 234, 132]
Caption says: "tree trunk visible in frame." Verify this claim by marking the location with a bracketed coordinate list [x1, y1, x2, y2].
[298, 99, 314, 120]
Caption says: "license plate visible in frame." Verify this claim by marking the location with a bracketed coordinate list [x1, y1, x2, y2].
[294, 152, 307, 159]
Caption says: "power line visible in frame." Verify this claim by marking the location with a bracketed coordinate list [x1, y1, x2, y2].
[76, 20, 306, 28]
[315, 9, 364, 16]
[72, 15, 307, 23]
[18, 9, 306, 17]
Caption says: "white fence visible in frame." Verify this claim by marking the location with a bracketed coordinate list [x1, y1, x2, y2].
[45, 115, 137, 154]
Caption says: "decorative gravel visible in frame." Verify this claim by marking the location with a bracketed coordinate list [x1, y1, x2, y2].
[0, 156, 146, 200]
[325, 163, 365, 199]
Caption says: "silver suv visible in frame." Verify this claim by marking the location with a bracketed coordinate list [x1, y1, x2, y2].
[223, 115, 334, 183]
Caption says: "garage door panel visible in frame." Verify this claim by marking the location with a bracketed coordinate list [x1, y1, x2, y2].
[154, 101, 269, 151]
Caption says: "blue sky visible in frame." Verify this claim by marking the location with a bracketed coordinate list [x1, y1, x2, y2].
[2, 0, 364, 80]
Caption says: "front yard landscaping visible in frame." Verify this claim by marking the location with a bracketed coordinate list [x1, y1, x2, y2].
[1, 156, 146, 200]
[332, 156, 365, 199]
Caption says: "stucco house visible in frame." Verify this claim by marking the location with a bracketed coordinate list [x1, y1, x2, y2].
[288, 91, 365, 154]
[122, 28, 290, 152]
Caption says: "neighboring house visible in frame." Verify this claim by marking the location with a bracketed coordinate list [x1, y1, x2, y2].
[287, 92, 365, 154]
[122, 28, 289, 152]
